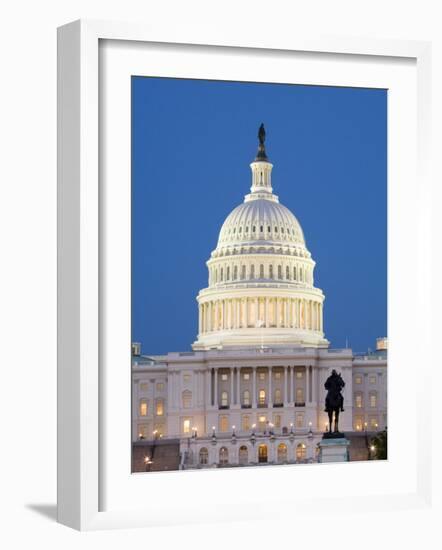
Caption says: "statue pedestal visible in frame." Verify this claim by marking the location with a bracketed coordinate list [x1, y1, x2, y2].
[318, 436, 350, 463]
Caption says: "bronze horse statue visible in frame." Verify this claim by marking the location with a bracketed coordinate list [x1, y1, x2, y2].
[324, 370, 345, 433]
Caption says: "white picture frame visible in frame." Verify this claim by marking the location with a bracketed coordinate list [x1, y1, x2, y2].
[57, 19, 434, 531]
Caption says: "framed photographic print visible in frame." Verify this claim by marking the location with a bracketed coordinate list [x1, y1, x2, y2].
[57, 19, 433, 530]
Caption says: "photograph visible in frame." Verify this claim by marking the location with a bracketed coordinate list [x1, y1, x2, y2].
[130, 76, 387, 473]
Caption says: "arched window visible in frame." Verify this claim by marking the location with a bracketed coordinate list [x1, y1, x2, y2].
[258, 389, 266, 406]
[294, 266, 297, 280]
[269, 265, 274, 279]
[296, 443, 307, 460]
[250, 265, 255, 279]
[221, 391, 229, 407]
[155, 399, 164, 416]
[219, 446, 229, 465]
[241, 265, 246, 280]
[286, 265, 290, 279]
[274, 388, 282, 405]
[258, 444, 268, 463]
[233, 265, 238, 280]
[278, 265, 282, 279]
[139, 399, 148, 417]
[199, 447, 208, 465]
[277, 443, 288, 462]
[239, 445, 248, 465]
[260, 264, 264, 278]
[226, 266, 230, 281]
[243, 390, 250, 406]
[182, 390, 192, 409]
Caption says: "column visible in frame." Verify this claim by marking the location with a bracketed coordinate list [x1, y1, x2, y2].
[290, 366, 294, 403]
[245, 298, 248, 328]
[284, 299, 289, 328]
[308, 366, 313, 402]
[230, 367, 234, 407]
[205, 369, 211, 407]
[268, 367, 272, 407]
[208, 302, 212, 332]
[252, 367, 257, 407]
[236, 367, 241, 405]
[214, 368, 218, 407]
[320, 304, 323, 332]
[276, 298, 280, 328]
[284, 366, 288, 405]
[198, 304, 202, 334]
[265, 298, 269, 328]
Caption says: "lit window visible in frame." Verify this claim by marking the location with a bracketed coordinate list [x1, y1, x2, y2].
[259, 372, 265, 381]
[296, 412, 304, 428]
[275, 372, 281, 380]
[369, 375, 377, 384]
[221, 373, 228, 381]
[354, 416, 363, 431]
[259, 390, 266, 405]
[277, 443, 287, 462]
[370, 393, 377, 408]
[355, 375, 362, 384]
[138, 424, 148, 439]
[370, 418, 378, 430]
[139, 399, 148, 416]
[274, 389, 282, 404]
[182, 390, 192, 409]
[296, 443, 307, 460]
[183, 419, 191, 433]
[220, 416, 229, 432]
[199, 447, 208, 465]
[140, 383, 148, 392]
[355, 394, 363, 408]
[273, 414, 281, 428]
[221, 391, 229, 407]
[156, 399, 164, 416]
[242, 415, 250, 431]
[183, 374, 191, 382]
[219, 447, 229, 465]
[296, 371, 303, 379]
[243, 373, 250, 380]
[296, 388, 304, 403]
[156, 382, 164, 391]
[243, 390, 250, 406]
[258, 415, 267, 431]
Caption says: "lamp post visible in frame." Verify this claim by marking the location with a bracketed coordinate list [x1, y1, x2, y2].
[250, 424, 256, 446]
[211, 426, 217, 445]
[144, 455, 153, 472]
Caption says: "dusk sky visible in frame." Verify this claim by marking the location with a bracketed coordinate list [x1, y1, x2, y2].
[132, 77, 387, 355]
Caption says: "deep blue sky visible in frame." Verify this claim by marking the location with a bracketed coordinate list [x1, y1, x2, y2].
[132, 77, 387, 355]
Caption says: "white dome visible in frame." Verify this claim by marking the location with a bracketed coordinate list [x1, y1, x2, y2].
[217, 198, 306, 249]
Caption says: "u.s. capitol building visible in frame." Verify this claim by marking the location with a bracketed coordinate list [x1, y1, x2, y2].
[132, 127, 387, 471]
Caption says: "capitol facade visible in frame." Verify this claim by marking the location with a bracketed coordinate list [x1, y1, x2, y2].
[132, 127, 387, 472]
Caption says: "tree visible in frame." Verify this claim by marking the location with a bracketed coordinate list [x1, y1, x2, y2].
[371, 427, 387, 460]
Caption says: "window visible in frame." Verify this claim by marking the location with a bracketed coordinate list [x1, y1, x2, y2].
[220, 415, 229, 432]
[355, 394, 363, 408]
[296, 443, 307, 460]
[355, 375, 362, 384]
[183, 374, 191, 383]
[183, 419, 191, 434]
[258, 372, 265, 381]
[221, 391, 229, 407]
[242, 415, 250, 431]
[241, 265, 246, 279]
[233, 266, 238, 279]
[267, 225, 271, 232]
[286, 266, 290, 279]
[260, 225, 264, 232]
[252, 226, 256, 232]
[140, 383, 148, 392]
[156, 399, 164, 416]
[258, 444, 268, 463]
[243, 373, 250, 380]
[220, 268, 223, 281]
[156, 382, 164, 391]
[182, 390, 192, 409]
[275, 372, 281, 380]
[296, 412, 304, 428]
[369, 375, 377, 384]
[296, 371, 303, 379]
[296, 388, 304, 404]
[221, 373, 228, 381]
[258, 390, 266, 406]
[277, 443, 287, 462]
[269, 265, 274, 279]
[370, 417, 379, 430]
[239, 445, 248, 465]
[274, 388, 282, 404]
[139, 399, 148, 416]
[199, 447, 208, 465]
[260, 264, 264, 278]
[370, 392, 377, 408]
[219, 447, 229, 465]
[278, 265, 282, 279]
[294, 266, 297, 280]
[354, 416, 363, 431]
[273, 414, 281, 428]
[138, 424, 148, 439]
[258, 415, 267, 431]
[226, 266, 230, 280]
[243, 390, 250, 406]
[275, 226, 278, 232]
[250, 265, 255, 279]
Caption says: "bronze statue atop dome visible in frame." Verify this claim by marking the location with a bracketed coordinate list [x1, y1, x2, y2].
[255, 123, 269, 161]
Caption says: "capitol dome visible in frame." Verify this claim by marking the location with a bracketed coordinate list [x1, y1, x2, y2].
[192, 124, 328, 350]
